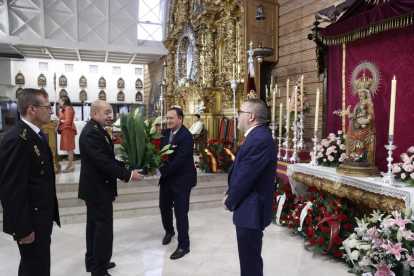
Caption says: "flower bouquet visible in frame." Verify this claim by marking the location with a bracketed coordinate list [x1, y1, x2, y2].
[195, 141, 235, 173]
[392, 147, 414, 186]
[314, 131, 347, 167]
[117, 109, 173, 174]
[342, 209, 414, 276]
[273, 179, 300, 225]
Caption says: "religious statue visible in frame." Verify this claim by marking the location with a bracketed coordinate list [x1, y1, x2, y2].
[195, 100, 206, 113]
[136, 78, 143, 88]
[99, 90, 106, 101]
[80, 89, 87, 101]
[117, 91, 125, 101]
[117, 78, 125, 88]
[99, 76, 106, 87]
[59, 89, 68, 98]
[15, 71, 25, 85]
[38, 73, 46, 85]
[59, 74, 67, 86]
[79, 75, 87, 86]
[336, 68, 380, 177]
[136, 91, 143, 102]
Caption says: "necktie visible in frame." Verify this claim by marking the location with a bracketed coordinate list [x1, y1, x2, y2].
[38, 129, 47, 144]
[168, 133, 175, 144]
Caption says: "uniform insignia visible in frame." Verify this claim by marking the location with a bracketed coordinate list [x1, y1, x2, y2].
[105, 136, 110, 143]
[20, 129, 27, 140]
[34, 145, 41, 156]
[93, 125, 98, 131]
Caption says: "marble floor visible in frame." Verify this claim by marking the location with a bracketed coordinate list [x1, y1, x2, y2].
[0, 207, 351, 276]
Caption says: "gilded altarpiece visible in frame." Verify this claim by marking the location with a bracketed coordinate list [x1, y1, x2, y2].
[163, 0, 245, 140]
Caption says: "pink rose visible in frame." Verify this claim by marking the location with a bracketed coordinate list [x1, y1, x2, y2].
[323, 158, 327, 162]
[337, 130, 343, 135]
[339, 153, 348, 162]
[406, 165, 414, 173]
[343, 134, 346, 139]
[317, 152, 324, 158]
[392, 165, 401, 174]
[328, 155, 334, 162]
[337, 140, 342, 146]
[340, 144, 346, 150]
[408, 147, 414, 154]
[411, 173, 414, 179]
[401, 173, 407, 179]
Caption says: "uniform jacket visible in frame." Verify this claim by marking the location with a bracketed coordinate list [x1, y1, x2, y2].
[78, 118, 131, 203]
[0, 120, 60, 240]
[225, 124, 277, 230]
[159, 126, 197, 194]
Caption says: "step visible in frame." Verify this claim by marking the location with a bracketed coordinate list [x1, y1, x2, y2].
[56, 181, 228, 207]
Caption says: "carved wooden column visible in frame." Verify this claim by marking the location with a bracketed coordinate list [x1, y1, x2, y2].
[205, 29, 215, 87]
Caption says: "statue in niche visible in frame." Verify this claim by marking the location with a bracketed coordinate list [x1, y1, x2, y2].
[80, 89, 87, 101]
[117, 78, 125, 89]
[99, 90, 106, 101]
[38, 73, 46, 86]
[136, 78, 143, 88]
[59, 89, 68, 98]
[15, 71, 25, 85]
[59, 74, 67, 86]
[136, 91, 143, 102]
[79, 75, 87, 86]
[195, 100, 206, 113]
[117, 91, 125, 101]
[16, 87, 23, 99]
[99, 76, 106, 87]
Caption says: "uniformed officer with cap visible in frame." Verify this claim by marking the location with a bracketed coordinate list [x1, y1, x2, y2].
[0, 88, 60, 276]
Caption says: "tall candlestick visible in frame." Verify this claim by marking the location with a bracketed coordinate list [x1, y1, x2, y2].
[286, 79, 290, 107]
[279, 89, 281, 97]
[233, 63, 235, 76]
[279, 103, 283, 136]
[249, 40, 253, 51]
[314, 89, 320, 131]
[300, 75, 304, 110]
[294, 86, 298, 121]
[389, 76, 397, 135]
[271, 76, 274, 89]
[287, 98, 291, 131]
[272, 89, 276, 122]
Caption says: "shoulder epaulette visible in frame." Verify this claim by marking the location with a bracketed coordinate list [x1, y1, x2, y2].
[20, 129, 27, 140]
[93, 125, 98, 131]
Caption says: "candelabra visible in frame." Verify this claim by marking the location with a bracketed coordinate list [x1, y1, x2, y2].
[270, 120, 277, 140]
[310, 131, 319, 166]
[159, 80, 167, 129]
[230, 75, 237, 150]
[289, 121, 300, 163]
[277, 135, 283, 160]
[382, 136, 402, 187]
[283, 114, 290, 161]
[297, 110, 305, 149]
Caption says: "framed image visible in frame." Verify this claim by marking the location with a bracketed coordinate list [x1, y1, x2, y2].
[79, 75, 87, 86]
[38, 73, 46, 85]
[15, 71, 25, 85]
[135, 78, 143, 88]
[80, 89, 87, 101]
[135, 91, 143, 101]
[99, 90, 106, 100]
[99, 76, 106, 87]
[117, 91, 125, 101]
[59, 74, 67, 86]
[59, 89, 68, 98]
[16, 87, 23, 99]
[117, 78, 125, 88]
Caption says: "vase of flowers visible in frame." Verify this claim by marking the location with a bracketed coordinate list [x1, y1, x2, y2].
[313, 131, 347, 167]
[392, 147, 414, 186]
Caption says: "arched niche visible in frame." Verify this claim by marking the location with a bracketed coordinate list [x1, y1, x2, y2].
[175, 24, 198, 83]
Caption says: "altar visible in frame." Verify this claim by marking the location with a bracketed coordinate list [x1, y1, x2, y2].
[287, 163, 414, 214]
[57, 121, 86, 155]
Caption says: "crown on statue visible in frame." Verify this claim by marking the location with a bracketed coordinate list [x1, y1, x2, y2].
[355, 72, 373, 89]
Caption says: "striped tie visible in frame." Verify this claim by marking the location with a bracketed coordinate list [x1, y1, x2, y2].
[169, 133, 175, 144]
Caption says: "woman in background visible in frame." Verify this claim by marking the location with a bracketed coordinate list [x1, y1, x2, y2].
[56, 96, 77, 173]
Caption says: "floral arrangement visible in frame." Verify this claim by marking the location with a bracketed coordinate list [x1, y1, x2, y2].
[118, 111, 173, 174]
[289, 78, 311, 118]
[392, 147, 414, 186]
[195, 141, 236, 173]
[273, 179, 300, 224]
[343, 209, 414, 276]
[313, 131, 347, 167]
[287, 187, 361, 258]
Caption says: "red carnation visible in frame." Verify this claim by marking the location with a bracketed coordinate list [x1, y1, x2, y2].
[308, 231, 315, 237]
[196, 153, 200, 156]
[288, 216, 294, 220]
[311, 188, 318, 193]
[294, 204, 299, 209]
[322, 227, 329, 233]
[315, 201, 321, 206]
[350, 206, 355, 212]
[317, 223, 323, 228]
[324, 212, 332, 217]
[334, 206, 341, 213]
[336, 199, 343, 204]
[334, 249, 342, 257]
[289, 211, 293, 216]
[294, 219, 300, 224]
[319, 206, 326, 212]
[289, 202, 295, 208]
[319, 192, 326, 198]
[295, 210, 301, 216]
[288, 224, 293, 229]
[328, 201, 334, 206]
[307, 209, 313, 214]
[309, 238, 316, 245]
[195, 161, 198, 164]
[307, 195, 315, 201]
[306, 188, 311, 192]
[161, 154, 169, 161]
[305, 217, 313, 223]
[316, 215, 323, 221]
[318, 237, 325, 245]
[291, 194, 297, 199]
[334, 237, 342, 245]
[208, 163, 212, 167]
[196, 165, 200, 168]
[339, 214, 348, 222]
[326, 220, 332, 225]
[345, 223, 354, 231]
[302, 203, 307, 207]
[275, 191, 280, 196]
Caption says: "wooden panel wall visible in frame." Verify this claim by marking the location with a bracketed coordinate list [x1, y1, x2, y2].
[274, 0, 336, 143]
[144, 56, 167, 118]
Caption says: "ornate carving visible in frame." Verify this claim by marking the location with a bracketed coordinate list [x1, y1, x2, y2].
[38, 73, 46, 86]
[79, 75, 87, 86]
[117, 91, 125, 101]
[99, 76, 106, 87]
[15, 71, 25, 85]
[79, 90, 87, 101]
[59, 74, 67, 86]
[59, 89, 68, 98]
[117, 78, 125, 89]
[99, 90, 106, 101]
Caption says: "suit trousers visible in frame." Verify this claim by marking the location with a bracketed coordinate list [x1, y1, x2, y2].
[236, 226, 264, 276]
[159, 182, 191, 249]
[85, 201, 113, 276]
[17, 236, 51, 276]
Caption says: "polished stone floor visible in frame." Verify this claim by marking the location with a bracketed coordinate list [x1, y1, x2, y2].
[0, 207, 351, 276]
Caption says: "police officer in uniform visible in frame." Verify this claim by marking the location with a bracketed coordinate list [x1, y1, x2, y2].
[0, 88, 60, 276]
[78, 100, 145, 276]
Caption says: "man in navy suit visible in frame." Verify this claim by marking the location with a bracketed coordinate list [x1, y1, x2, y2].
[157, 107, 197, 260]
[222, 99, 277, 276]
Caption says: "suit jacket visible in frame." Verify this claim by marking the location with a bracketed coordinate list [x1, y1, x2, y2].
[225, 124, 277, 230]
[78, 119, 131, 203]
[57, 106, 77, 135]
[0, 120, 60, 240]
[159, 126, 197, 194]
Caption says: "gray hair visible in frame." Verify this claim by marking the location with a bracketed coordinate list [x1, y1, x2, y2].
[17, 88, 49, 116]
[244, 99, 268, 124]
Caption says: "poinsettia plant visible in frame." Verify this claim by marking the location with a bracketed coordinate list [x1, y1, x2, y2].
[392, 147, 414, 186]
[313, 131, 347, 167]
[195, 141, 236, 173]
[343, 209, 414, 276]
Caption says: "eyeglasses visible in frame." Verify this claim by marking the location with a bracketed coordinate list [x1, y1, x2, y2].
[30, 105, 54, 111]
[237, 110, 252, 116]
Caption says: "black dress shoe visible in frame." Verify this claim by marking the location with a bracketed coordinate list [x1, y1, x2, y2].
[162, 232, 175, 245]
[86, 262, 116, 272]
[170, 248, 190, 260]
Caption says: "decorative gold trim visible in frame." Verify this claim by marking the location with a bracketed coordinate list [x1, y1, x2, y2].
[342, 43, 346, 133]
[320, 12, 414, 46]
[276, 169, 287, 174]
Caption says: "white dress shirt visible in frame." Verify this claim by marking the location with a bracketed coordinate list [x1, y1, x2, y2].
[189, 121, 203, 134]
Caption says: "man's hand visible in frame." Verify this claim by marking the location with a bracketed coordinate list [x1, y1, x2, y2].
[222, 194, 228, 210]
[131, 170, 145, 181]
[19, 232, 35, 245]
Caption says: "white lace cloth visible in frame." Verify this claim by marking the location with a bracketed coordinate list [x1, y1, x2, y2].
[287, 163, 414, 210]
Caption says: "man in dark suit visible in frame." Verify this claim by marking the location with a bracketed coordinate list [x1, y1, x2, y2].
[222, 99, 277, 276]
[78, 100, 145, 276]
[157, 107, 197, 260]
[0, 88, 60, 276]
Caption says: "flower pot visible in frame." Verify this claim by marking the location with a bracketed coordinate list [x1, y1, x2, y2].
[129, 164, 148, 175]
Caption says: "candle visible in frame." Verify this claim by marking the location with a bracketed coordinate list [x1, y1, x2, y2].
[300, 75, 304, 110]
[271, 76, 274, 89]
[286, 99, 290, 133]
[389, 76, 397, 135]
[294, 86, 298, 121]
[233, 63, 235, 76]
[266, 85, 268, 98]
[272, 88, 276, 122]
[279, 89, 281, 97]
[279, 103, 283, 136]
[286, 79, 290, 108]
[315, 89, 320, 132]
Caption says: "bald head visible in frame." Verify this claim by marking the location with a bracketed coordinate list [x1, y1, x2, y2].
[91, 100, 113, 126]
